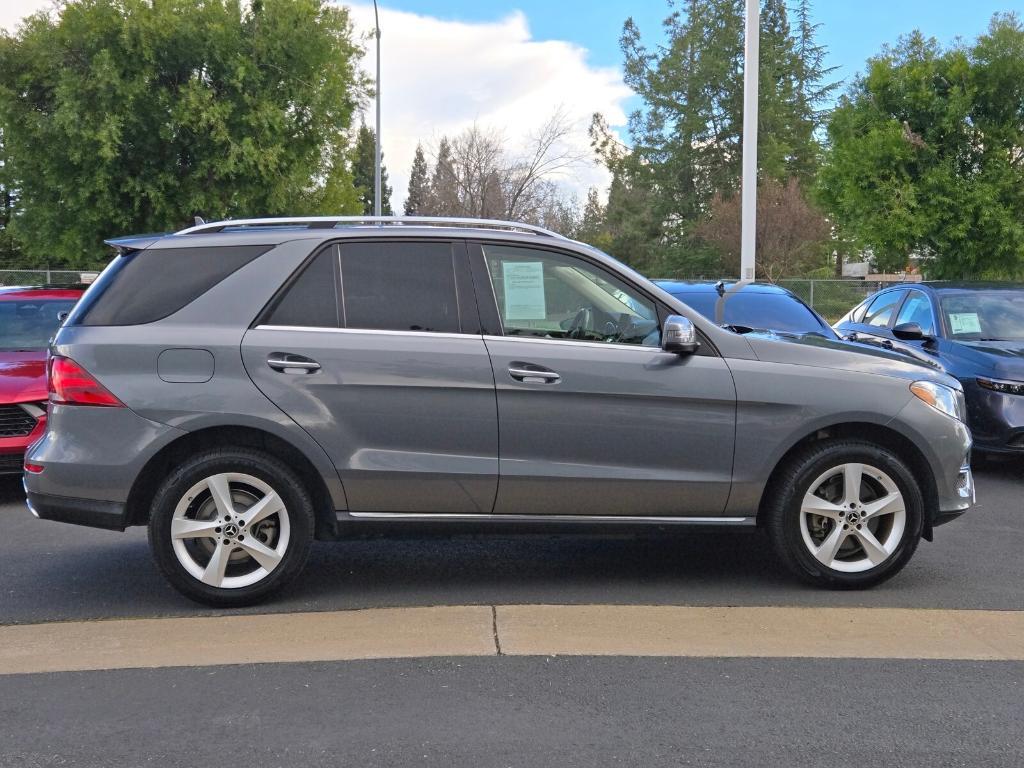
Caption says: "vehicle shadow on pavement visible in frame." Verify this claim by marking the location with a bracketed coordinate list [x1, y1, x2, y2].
[2, 456, 1022, 622]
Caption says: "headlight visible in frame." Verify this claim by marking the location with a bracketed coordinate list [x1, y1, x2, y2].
[910, 381, 965, 422]
[978, 377, 1024, 396]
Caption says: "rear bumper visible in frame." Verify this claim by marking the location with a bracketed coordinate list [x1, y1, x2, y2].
[25, 488, 128, 531]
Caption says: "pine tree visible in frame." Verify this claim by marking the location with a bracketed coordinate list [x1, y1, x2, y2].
[352, 123, 393, 216]
[404, 143, 430, 215]
[597, 0, 837, 274]
[427, 137, 458, 216]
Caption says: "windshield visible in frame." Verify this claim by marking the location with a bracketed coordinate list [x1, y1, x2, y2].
[0, 299, 78, 350]
[940, 291, 1024, 341]
[670, 291, 832, 335]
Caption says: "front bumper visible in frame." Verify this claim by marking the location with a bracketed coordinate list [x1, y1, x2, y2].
[963, 381, 1024, 453]
[25, 488, 129, 531]
[935, 462, 974, 527]
[0, 406, 47, 473]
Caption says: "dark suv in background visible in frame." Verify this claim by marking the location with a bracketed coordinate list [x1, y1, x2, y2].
[836, 282, 1024, 454]
[26, 217, 973, 606]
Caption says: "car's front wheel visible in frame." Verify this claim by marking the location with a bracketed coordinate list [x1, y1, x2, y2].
[148, 449, 314, 607]
[765, 439, 925, 589]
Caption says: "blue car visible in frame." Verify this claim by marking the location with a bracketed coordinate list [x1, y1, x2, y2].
[655, 280, 837, 338]
[835, 282, 1024, 454]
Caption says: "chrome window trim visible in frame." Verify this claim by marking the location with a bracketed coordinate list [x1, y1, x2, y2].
[482, 334, 664, 354]
[254, 324, 476, 341]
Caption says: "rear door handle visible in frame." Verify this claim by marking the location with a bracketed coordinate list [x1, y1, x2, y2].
[268, 353, 321, 374]
[508, 365, 560, 384]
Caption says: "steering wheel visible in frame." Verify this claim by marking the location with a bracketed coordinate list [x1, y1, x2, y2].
[567, 306, 594, 339]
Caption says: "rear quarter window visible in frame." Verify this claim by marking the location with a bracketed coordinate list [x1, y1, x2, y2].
[75, 245, 270, 326]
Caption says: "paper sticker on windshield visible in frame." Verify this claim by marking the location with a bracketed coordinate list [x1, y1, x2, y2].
[503, 261, 546, 320]
[948, 312, 982, 335]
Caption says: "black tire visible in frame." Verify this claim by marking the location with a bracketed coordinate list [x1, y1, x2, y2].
[764, 439, 925, 589]
[148, 448, 314, 607]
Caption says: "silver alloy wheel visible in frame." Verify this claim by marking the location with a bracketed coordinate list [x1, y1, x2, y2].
[799, 462, 907, 573]
[170, 472, 291, 589]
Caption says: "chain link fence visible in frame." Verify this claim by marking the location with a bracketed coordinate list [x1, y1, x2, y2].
[776, 279, 898, 323]
[0, 269, 98, 287]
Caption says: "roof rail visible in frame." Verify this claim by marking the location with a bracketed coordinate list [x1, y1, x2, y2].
[174, 215, 569, 240]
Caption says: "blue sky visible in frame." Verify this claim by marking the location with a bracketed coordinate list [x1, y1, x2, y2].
[375, 0, 1024, 96]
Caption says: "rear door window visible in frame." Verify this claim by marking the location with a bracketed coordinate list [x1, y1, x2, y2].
[339, 242, 460, 333]
[76, 245, 270, 326]
[264, 248, 341, 328]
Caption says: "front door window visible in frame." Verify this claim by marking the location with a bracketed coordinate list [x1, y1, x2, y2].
[483, 245, 660, 346]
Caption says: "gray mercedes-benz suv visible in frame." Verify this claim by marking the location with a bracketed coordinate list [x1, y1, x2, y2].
[25, 217, 974, 606]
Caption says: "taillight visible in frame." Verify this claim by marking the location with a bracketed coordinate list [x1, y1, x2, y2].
[48, 356, 123, 407]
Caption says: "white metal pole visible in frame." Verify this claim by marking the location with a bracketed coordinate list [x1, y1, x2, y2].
[740, 0, 760, 281]
[373, 1, 382, 218]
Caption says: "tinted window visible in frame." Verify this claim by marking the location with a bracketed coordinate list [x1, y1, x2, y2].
[77, 245, 270, 326]
[483, 245, 660, 346]
[340, 242, 460, 333]
[265, 248, 341, 328]
[894, 291, 935, 335]
[671, 291, 830, 335]
[0, 299, 78, 349]
[940, 291, 1024, 341]
[863, 290, 905, 328]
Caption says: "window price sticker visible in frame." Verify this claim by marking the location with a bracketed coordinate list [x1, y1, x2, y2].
[503, 261, 546, 320]
[948, 312, 982, 335]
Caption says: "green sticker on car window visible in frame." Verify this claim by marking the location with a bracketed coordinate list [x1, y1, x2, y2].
[948, 312, 982, 335]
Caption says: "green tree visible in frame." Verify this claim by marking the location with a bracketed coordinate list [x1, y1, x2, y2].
[595, 0, 836, 276]
[0, 131, 20, 265]
[404, 143, 429, 215]
[0, 0, 366, 267]
[817, 14, 1024, 278]
[352, 123, 393, 216]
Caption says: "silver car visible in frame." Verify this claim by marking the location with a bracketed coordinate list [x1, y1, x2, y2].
[25, 217, 974, 606]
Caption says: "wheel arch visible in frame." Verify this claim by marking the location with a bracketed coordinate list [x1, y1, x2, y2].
[125, 425, 338, 540]
[757, 421, 939, 541]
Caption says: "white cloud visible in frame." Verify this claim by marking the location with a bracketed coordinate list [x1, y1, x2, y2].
[2, 1, 633, 212]
[343, 3, 631, 209]
[0, 0, 52, 33]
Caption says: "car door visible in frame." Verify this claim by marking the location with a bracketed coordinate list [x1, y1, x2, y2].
[471, 242, 737, 517]
[242, 239, 498, 514]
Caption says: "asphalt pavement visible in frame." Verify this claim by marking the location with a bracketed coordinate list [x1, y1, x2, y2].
[2, 457, 1022, 624]
[1, 457, 1022, 767]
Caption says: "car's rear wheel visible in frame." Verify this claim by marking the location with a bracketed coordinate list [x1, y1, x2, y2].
[148, 449, 314, 607]
[765, 439, 924, 589]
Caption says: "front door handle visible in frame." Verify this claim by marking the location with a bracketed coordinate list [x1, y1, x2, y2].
[508, 365, 560, 384]
[268, 353, 321, 374]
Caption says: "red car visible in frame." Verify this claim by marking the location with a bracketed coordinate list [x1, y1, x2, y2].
[0, 286, 84, 473]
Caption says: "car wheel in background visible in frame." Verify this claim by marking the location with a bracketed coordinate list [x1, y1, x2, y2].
[765, 439, 924, 589]
[147, 449, 314, 607]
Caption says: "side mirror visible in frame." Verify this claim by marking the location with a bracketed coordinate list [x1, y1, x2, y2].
[662, 314, 700, 355]
[57, 311, 70, 323]
[893, 322, 926, 341]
